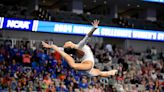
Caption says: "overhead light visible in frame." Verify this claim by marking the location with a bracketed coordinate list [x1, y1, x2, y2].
[104, 1, 107, 4]
[93, 0, 96, 3]
[137, 5, 140, 7]
[87, 12, 91, 15]
[128, 4, 130, 6]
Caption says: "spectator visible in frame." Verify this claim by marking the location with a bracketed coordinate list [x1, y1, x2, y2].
[16, 82, 22, 92]
[49, 84, 56, 92]
[78, 77, 89, 89]
[146, 81, 155, 91]
[43, 73, 53, 90]
[151, 47, 157, 55]
[56, 82, 68, 92]
[22, 51, 31, 67]
[131, 85, 138, 92]
[93, 83, 103, 92]
[0, 52, 4, 63]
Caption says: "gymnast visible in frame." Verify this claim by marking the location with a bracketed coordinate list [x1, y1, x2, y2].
[42, 20, 117, 77]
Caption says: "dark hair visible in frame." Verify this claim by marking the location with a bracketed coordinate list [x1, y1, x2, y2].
[64, 47, 76, 55]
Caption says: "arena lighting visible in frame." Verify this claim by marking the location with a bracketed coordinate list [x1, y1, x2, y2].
[1, 17, 164, 41]
[143, 0, 164, 3]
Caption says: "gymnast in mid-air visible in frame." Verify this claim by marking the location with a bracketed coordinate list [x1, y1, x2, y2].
[42, 20, 117, 77]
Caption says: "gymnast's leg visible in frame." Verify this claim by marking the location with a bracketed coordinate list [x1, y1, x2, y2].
[89, 68, 118, 77]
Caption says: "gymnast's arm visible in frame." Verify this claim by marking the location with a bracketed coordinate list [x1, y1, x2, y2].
[42, 41, 75, 64]
[77, 20, 99, 49]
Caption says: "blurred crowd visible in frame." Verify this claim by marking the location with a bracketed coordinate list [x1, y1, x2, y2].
[0, 39, 163, 92]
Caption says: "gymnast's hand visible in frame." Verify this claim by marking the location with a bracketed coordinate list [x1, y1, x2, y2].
[91, 19, 100, 28]
[42, 41, 52, 49]
[87, 20, 100, 37]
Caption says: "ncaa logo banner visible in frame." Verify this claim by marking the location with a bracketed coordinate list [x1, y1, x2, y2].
[2, 18, 34, 31]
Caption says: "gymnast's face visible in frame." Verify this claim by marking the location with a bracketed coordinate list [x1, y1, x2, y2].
[64, 47, 76, 55]
[64, 41, 84, 58]
[64, 47, 84, 58]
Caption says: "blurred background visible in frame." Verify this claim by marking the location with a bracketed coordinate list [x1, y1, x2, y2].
[0, 0, 164, 92]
